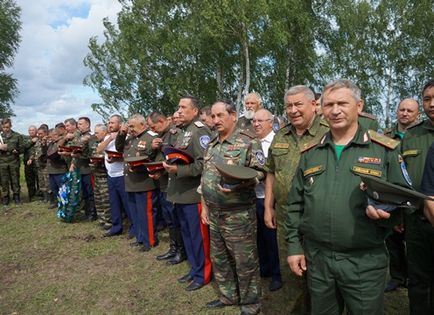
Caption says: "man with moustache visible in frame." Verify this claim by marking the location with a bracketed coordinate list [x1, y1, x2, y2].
[116, 114, 158, 251]
[252, 109, 282, 292]
[285, 79, 411, 314]
[147, 111, 185, 264]
[163, 96, 212, 291]
[402, 80, 434, 315]
[384, 98, 420, 292]
[97, 115, 132, 238]
[237, 92, 263, 135]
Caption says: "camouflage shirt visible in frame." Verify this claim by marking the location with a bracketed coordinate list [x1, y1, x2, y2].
[0, 130, 24, 163]
[201, 128, 265, 207]
[32, 139, 48, 167]
[265, 115, 329, 207]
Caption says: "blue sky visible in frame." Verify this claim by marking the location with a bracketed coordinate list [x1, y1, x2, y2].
[11, 0, 122, 134]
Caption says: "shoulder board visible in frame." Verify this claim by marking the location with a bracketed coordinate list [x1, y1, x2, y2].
[406, 120, 424, 130]
[368, 130, 399, 149]
[194, 121, 205, 128]
[147, 130, 158, 137]
[240, 130, 255, 139]
[300, 141, 319, 153]
[359, 112, 376, 120]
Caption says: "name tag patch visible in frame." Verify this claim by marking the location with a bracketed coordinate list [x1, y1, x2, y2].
[274, 143, 289, 149]
[352, 166, 382, 178]
[303, 165, 323, 177]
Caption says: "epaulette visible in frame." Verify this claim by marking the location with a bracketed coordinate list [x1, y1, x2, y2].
[240, 129, 255, 139]
[359, 112, 377, 120]
[368, 130, 400, 149]
[147, 130, 158, 137]
[194, 121, 205, 128]
[406, 120, 423, 130]
[300, 141, 319, 153]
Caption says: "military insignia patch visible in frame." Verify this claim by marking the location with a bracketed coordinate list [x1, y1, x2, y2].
[357, 157, 381, 165]
[194, 121, 205, 128]
[399, 155, 412, 186]
[199, 135, 210, 149]
[274, 143, 289, 149]
[255, 151, 265, 165]
[303, 165, 323, 177]
[137, 140, 146, 149]
[352, 166, 382, 178]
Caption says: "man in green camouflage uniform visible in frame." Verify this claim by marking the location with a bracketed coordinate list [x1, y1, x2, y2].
[0, 118, 24, 205]
[91, 123, 111, 229]
[201, 100, 265, 315]
[31, 126, 50, 203]
[236, 92, 263, 135]
[285, 79, 412, 314]
[23, 125, 38, 201]
[402, 80, 434, 315]
[263, 85, 328, 313]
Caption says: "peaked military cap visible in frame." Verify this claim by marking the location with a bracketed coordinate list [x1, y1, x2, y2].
[360, 174, 434, 209]
[214, 162, 258, 189]
[143, 161, 165, 173]
[124, 156, 150, 170]
[162, 146, 194, 164]
[105, 150, 123, 159]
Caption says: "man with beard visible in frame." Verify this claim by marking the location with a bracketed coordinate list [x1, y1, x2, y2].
[237, 92, 263, 135]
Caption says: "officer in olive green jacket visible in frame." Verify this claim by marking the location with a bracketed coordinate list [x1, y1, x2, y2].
[116, 113, 158, 252]
[0, 118, 24, 205]
[401, 80, 434, 315]
[201, 100, 265, 315]
[163, 96, 212, 291]
[285, 79, 412, 315]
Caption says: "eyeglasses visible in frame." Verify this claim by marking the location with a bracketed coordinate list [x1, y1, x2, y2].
[252, 119, 272, 124]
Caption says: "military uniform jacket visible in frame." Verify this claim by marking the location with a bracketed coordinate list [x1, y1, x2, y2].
[384, 123, 404, 140]
[61, 130, 81, 168]
[154, 125, 180, 192]
[201, 128, 265, 208]
[22, 135, 37, 163]
[71, 130, 95, 175]
[0, 130, 23, 163]
[402, 120, 434, 193]
[167, 118, 211, 204]
[236, 116, 255, 136]
[265, 115, 329, 207]
[89, 137, 107, 175]
[285, 126, 411, 256]
[358, 112, 379, 131]
[32, 139, 48, 167]
[46, 141, 67, 174]
[115, 130, 157, 192]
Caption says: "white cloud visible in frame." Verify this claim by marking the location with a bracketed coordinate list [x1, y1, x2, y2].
[11, 0, 122, 134]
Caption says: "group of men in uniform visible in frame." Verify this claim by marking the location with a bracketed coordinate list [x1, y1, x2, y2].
[11, 77, 434, 315]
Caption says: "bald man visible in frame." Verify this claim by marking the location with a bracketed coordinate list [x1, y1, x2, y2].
[253, 109, 282, 292]
[384, 98, 419, 292]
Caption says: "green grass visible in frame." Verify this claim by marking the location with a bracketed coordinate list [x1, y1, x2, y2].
[0, 201, 409, 314]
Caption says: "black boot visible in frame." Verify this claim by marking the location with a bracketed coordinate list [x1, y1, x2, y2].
[156, 228, 177, 261]
[167, 228, 187, 265]
[13, 194, 21, 205]
[85, 199, 97, 221]
[49, 192, 57, 209]
[3, 196, 10, 206]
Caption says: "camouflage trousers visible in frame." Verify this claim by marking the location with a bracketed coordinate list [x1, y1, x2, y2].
[0, 161, 20, 197]
[209, 205, 261, 315]
[93, 169, 111, 228]
[37, 164, 49, 193]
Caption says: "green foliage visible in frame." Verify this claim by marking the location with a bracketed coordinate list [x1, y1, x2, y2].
[84, 0, 433, 125]
[0, 0, 21, 118]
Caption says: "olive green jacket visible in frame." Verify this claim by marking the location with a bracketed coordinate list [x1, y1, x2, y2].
[46, 141, 67, 174]
[402, 119, 434, 193]
[265, 115, 329, 207]
[167, 119, 211, 204]
[285, 126, 411, 256]
[115, 130, 157, 192]
[0, 130, 24, 163]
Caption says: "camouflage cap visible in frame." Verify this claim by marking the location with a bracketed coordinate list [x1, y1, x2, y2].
[360, 174, 434, 208]
[215, 162, 258, 189]
[162, 146, 194, 165]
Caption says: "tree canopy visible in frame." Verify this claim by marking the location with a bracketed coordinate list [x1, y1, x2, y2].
[84, 0, 434, 125]
[0, 0, 21, 118]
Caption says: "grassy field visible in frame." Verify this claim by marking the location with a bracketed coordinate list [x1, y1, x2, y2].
[0, 199, 409, 315]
